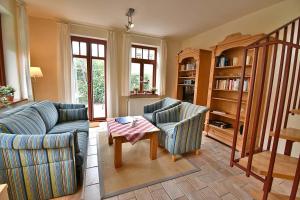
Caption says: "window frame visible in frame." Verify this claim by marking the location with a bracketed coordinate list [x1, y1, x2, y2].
[71, 36, 107, 121]
[131, 44, 157, 94]
[0, 14, 6, 86]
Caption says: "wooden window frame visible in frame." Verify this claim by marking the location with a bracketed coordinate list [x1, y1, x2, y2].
[131, 44, 157, 94]
[0, 14, 6, 86]
[71, 36, 107, 121]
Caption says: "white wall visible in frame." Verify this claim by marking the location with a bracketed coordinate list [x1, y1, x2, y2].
[0, 0, 21, 99]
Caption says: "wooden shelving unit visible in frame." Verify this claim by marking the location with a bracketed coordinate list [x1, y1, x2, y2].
[205, 33, 265, 152]
[176, 48, 211, 105]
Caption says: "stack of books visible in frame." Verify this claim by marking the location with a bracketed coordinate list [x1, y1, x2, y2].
[215, 79, 248, 91]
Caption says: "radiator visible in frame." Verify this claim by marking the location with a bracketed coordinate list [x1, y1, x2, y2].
[128, 97, 160, 116]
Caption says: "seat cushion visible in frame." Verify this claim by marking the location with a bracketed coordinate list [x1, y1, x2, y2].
[143, 113, 153, 123]
[32, 101, 58, 131]
[157, 122, 177, 137]
[48, 120, 89, 134]
[0, 107, 46, 135]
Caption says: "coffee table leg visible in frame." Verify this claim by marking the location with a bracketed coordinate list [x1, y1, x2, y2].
[114, 138, 122, 168]
[108, 133, 113, 145]
[150, 133, 158, 160]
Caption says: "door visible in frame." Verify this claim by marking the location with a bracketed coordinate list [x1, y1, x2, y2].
[71, 36, 107, 121]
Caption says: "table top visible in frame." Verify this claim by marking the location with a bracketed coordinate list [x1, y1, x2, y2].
[0, 184, 7, 192]
[107, 116, 160, 144]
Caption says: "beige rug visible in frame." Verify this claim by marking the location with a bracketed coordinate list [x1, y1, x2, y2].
[97, 131, 199, 198]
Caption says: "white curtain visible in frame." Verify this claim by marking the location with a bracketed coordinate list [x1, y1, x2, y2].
[107, 31, 119, 117]
[121, 33, 132, 96]
[57, 22, 72, 102]
[16, 1, 33, 100]
[157, 39, 167, 96]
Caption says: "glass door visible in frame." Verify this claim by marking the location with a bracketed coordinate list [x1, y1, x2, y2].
[71, 36, 107, 121]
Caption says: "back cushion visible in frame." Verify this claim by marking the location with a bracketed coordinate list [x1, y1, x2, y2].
[180, 102, 202, 120]
[0, 107, 46, 135]
[162, 97, 179, 108]
[32, 101, 58, 131]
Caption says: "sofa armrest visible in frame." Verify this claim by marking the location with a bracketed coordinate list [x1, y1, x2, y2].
[0, 132, 77, 199]
[54, 102, 86, 110]
[156, 105, 181, 124]
[58, 108, 88, 122]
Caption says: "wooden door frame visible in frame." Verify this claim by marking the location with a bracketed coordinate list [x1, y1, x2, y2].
[71, 36, 107, 121]
[0, 14, 6, 86]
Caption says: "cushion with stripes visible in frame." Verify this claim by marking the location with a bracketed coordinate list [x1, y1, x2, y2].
[32, 100, 58, 131]
[58, 108, 88, 123]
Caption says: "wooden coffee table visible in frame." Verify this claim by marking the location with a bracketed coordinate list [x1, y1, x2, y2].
[107, 116, 160, 168]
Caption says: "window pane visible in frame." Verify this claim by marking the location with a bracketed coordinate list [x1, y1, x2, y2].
[73, 58, 88, 105]
[136, 48, 142, 59]
[131, 47, 136, 58]
[149, 50, 155, 60]
[80, 42, 87, 56]
[92, 59, 105, 118]
[92, 43, 98, 57]
[130, 63, 140, 91]
[98, 44, 105, 57]
[143, 64, 153, 91]
[72, 41, 79, 55]
[143, 49, 149, 59]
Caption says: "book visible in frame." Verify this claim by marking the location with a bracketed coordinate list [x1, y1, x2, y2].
[115, 117, 133, 124]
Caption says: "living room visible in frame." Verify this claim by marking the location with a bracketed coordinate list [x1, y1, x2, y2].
[0, 0, 300, 199]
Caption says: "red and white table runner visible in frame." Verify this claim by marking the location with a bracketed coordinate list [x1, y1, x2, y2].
[107, 116, 158, 144]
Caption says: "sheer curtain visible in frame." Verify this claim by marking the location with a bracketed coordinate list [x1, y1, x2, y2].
[157, 39, 167, 96]
[16, 1, 33, 100]
[107, 31, 119, 117]
[121, 33, 132, 96]
[57, 22, 72, 102]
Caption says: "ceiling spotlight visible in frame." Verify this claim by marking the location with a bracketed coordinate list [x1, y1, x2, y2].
[125, 8, 135, 32]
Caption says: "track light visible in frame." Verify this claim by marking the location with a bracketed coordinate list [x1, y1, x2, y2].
[125, 8, 135, 32]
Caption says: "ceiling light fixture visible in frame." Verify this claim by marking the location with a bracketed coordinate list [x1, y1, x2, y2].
[125, 8, 135, 32]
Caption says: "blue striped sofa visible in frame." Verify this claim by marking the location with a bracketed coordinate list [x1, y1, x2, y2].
[143, 97, 181, 124]
[0, 101, 89, 199]
[156, 102, 208, 159]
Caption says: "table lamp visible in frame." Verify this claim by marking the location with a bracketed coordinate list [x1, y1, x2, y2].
[30, 67, 43, 100]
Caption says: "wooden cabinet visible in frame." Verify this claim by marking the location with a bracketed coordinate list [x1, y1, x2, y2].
[176, 48, 211, 105]
[205, 33, 266, 152]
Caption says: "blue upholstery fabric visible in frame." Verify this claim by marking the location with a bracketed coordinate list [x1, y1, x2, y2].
[0, 102, 89, 200]
[0, 107, 46, 135]
[58, 108, 88, 122]
[156, 102, 208, 155]
[32, 100, 58, 131]
[53, 103, 85, 110]
[143, 97, 180, 124]
[48, 120, 89, 134]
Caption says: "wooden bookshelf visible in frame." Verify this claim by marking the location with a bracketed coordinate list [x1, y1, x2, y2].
[205, 33, 266, 152]
[176, 48, 211, 105]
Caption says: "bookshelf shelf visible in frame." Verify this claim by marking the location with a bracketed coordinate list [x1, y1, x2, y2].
[179, 69, 196, 73]
[212, 97, 246, 104]
[178, 77, 196, 79]
[178, 84, 195, 87]
[213, 89, 248, 93]
[214, 75, 250, 79]
[210, 111, 245, 122]
[215, 65, 252, 69]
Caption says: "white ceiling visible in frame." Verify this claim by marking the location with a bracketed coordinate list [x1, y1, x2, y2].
[24, 0, 283, 38]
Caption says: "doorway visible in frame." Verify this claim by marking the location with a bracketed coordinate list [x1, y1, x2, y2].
[71, 36, 107, 121]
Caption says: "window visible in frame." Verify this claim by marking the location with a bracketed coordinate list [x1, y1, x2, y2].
[0, 14, 6, 86]
[130, 45, 157, 93]
[71, 36, 107, 120]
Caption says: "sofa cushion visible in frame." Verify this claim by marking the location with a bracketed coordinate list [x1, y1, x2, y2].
[143, 113, 153, 123]
[0, 107, 46, 135]
[75, 132, 88, 167]
[32, 101, 58, 131]
[58, 108, 88, 123]
[48, 120, 89, 134]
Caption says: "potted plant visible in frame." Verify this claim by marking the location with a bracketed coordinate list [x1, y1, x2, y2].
[151, 87, 157, 95]
[133, 87, 139, 95]
[0, 85, 15, 102]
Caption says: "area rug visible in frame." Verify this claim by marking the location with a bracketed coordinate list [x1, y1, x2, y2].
[97, 131, 200, 199]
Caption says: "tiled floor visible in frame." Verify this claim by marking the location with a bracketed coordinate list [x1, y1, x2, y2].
[83, 124, 296, 200]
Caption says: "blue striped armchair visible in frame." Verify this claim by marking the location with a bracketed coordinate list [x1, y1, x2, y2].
[143, 97, 180, 124]
[156, 102, 208, 161]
